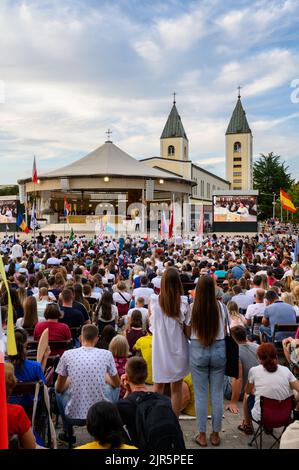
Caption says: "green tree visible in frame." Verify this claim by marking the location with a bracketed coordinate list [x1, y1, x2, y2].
[0, 185, 18, 196]
[253, 153, 294, 219]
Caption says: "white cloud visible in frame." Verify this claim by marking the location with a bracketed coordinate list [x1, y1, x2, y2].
[0, 0, 299, 184]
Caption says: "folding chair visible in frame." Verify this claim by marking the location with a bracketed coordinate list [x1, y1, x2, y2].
[272, 324, 299, 357]
[11, 380, 57, 448]
[69, 327, 81, 342]
[27, 339, 73, 354]
[248, 395, 295, 449]
[250, 316, 263, 342]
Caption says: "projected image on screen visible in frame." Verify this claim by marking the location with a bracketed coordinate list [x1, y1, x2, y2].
[213, 196, 257, 223]
[0, 200, 17, 224]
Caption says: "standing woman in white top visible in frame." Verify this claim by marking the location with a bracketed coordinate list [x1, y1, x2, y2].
[186, 275, 226, 447]
[149, 267, 190, 417]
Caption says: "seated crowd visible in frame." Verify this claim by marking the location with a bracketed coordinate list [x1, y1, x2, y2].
[1, 231, 299, 449]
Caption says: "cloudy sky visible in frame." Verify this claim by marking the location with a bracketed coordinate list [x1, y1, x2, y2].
[1, 0, 299, 184]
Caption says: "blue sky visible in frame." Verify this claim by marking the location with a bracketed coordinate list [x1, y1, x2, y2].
[1, 0, 299, 183]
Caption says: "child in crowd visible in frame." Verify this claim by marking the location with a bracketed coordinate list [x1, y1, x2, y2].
[108, 335, 130, 399]
[227, 301, 247, 328]
[124, 310, 146, 355]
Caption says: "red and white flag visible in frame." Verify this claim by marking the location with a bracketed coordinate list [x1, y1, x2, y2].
[32, 155, 38, 184]
[168, 203, 174, 239]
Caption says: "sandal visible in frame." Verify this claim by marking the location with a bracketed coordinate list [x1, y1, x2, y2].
[210, 432, 220, 446]
[238, 421, 254, 435]
[193, 433, 208, 447]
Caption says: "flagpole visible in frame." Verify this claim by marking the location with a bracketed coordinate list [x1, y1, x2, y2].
[173, 194, 176, 244]
[0, 303, 8, 449]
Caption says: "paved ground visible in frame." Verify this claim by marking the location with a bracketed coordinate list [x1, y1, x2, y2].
[56, 399, 278, 450]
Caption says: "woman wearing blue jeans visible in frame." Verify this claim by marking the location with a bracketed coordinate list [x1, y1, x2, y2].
[186, 275, 226, 447]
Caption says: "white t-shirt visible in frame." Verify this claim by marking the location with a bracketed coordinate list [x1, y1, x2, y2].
[47, 257, 62, 266]
[34, 291, 56, 302]
[155, 260, 164, 270]
[152, 276, 161, 289]
[97, 304, 118, 323]
[245, 302, 266, 321]
[133, 287, 154, 306]
[125, 307, 148, 329]
[15, 316, 46, 328]
[246, 287, 259, 303]
[11, 244, 23, 259]
[36, 299, 51, 317]
[56, 347, 117, 419]
[248, 364, 296, 421]
[102, 273, 115, 285]
[231, 293, 252, 311]
[113, 291, 132, 304]
[188, 301, 226, 341]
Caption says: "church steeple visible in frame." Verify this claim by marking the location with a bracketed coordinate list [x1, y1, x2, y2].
[225, 88, 253, 190]
[160, 95, 189, 161]
[226, 94, 251, 135]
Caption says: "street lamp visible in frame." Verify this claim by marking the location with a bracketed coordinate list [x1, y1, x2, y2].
[272, 192, 276, 219]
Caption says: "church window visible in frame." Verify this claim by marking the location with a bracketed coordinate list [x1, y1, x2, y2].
[234, 142, 241, 152]
[233, 172, 242, 176]
[168, 145, 175, 156]
[233, 157, 241, 162]
[184, 146, 187, 158]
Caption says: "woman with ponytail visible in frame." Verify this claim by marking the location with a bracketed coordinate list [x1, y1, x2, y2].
[76, 401, 137, 449]
[238, 343, 299, 435]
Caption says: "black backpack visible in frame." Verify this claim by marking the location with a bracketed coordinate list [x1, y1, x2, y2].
[128, 392, 185, 450]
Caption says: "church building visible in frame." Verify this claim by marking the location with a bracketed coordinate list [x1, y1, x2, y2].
[18, 91, 253, 234]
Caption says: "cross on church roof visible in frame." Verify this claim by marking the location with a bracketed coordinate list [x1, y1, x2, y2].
[173, 91, 176, 104]
[237, 86, 242, 99]
[105, 129, 112, 142]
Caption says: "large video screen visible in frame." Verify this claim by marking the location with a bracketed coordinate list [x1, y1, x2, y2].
[0, 200, 17, 224]
[213, 195, 257, 222]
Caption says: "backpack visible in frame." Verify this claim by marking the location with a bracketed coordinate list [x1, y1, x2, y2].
[128, 392, 185, 450]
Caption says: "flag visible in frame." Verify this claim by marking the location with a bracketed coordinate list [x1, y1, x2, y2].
[77, 239, 83, 255]
[64, 196, 71, 217]
[168, 203, 174, 238]
[0, 256, 16, 356]
[160, 211, 168, 237]
[30, 201, 38, 230]
[17, 214, 29, 234]
[0, 304, 8, 449]
[280, 189, 296, 213]
[69, 227, 75, 242]
[32, 155, 38, 184]
[294, 235, 299, 262]
[197, 205, 204, 238]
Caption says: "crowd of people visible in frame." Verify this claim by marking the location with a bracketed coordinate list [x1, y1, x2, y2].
[1, 229, 299, 449]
